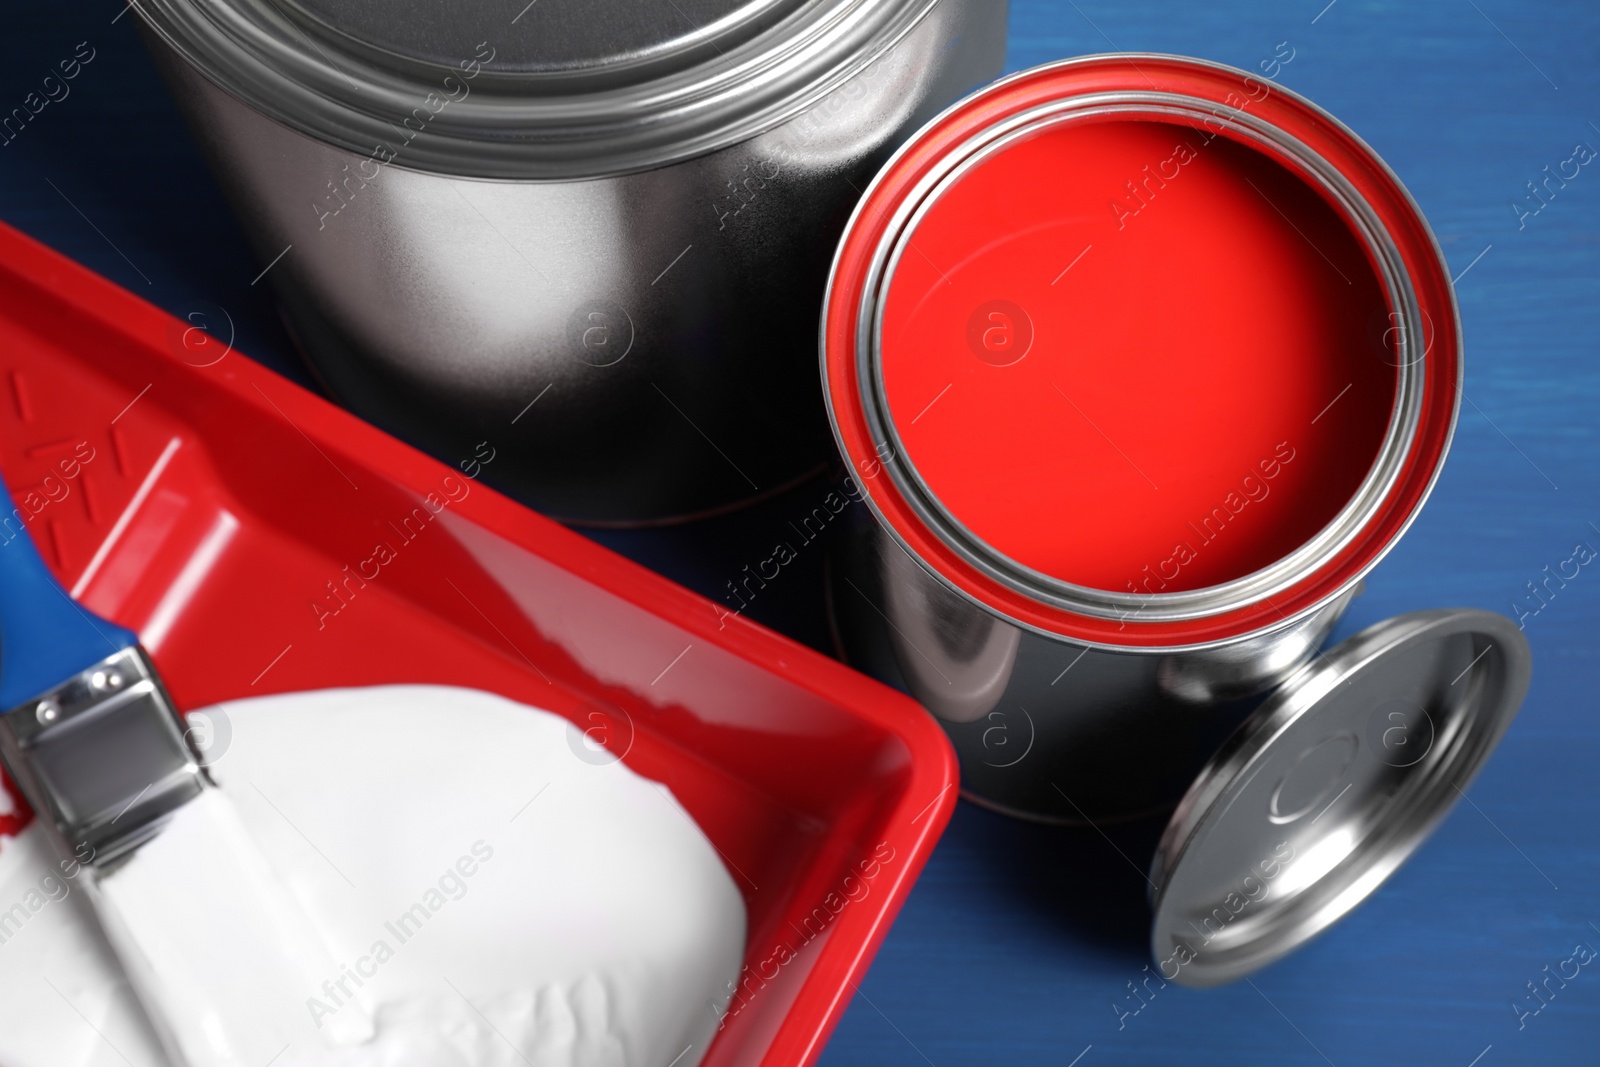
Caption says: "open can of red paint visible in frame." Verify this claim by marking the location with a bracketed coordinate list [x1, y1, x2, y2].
[823, 56, 1532, 983]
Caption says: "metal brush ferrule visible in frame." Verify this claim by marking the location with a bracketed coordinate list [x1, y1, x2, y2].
[0, 646, 203, 866]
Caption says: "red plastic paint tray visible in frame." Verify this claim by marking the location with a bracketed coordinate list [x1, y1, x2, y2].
[0, 220, 958, 1067]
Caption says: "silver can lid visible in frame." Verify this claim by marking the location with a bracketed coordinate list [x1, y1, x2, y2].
[131, 0, 940, 179]
[284, 0, 805, 76]
[1148, 608, 1531, 987]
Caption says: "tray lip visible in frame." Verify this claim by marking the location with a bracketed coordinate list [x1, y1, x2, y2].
[0, 218, 960, 1067]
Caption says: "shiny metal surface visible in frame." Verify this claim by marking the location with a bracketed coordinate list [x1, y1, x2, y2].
[138, 0, 1006, 523]
[830, 519, 1358, 824]
[287, 0, 807, 77]
[1148, 609, 1532, 987]
[132, 0, 989, 179]
[0, 647, 203, 866]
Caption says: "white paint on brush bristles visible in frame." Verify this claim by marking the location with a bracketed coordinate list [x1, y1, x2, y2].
[0, 685, 747, 1067]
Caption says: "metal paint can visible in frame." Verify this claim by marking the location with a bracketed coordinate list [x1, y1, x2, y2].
[822, 55, 1531, 982]
[130, 0, 1008, 523]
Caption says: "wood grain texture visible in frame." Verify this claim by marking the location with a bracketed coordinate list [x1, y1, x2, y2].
[0, 1, 1594, 1064]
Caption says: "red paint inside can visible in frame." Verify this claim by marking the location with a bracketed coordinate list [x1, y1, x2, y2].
[825, 57, 1459, 646]
[879, 117, 1397, 593]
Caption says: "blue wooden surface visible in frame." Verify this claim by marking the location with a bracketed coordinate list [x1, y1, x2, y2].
[1, 1, 1597, 1064]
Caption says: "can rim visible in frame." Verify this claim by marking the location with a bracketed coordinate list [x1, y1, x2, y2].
[129, 0, 942, 180]
[821, 54, 1462, 651]
[863, 97, 1422, 621]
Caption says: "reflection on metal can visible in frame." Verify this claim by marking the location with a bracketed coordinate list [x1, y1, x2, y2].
[131, 0, 1009, 523]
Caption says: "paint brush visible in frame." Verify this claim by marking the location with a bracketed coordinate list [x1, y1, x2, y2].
[0, 470, 373, 1065]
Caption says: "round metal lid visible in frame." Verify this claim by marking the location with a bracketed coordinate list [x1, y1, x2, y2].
[130, 0, 939, 180]
[1148, 608, 1531, 987]
[280, 0, 806, 76]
